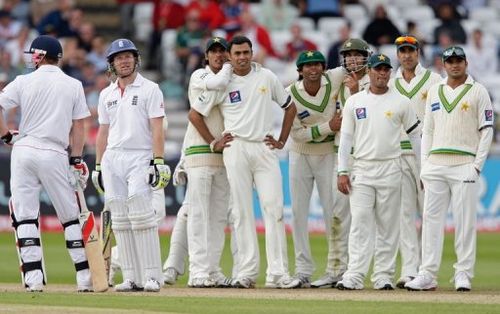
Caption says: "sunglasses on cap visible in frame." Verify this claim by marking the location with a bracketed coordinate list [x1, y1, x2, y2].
[395, 36, 419, 46]
[442, 46, 466, 60]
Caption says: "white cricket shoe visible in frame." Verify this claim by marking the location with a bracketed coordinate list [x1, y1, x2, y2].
[26, 283, 44, 292]
[453, 272, 471, 292]
[311, 273, 343, 288]
[265, 275, 301, 289]
[114, 279, 142, 292]
[232, 277, 256, 289]
[209, 271, 233, 288]
[336, 277, 364, 290]
[163, 267, 179, 285]
[188, 277, 214, 288]
[144, 279, 161, 292]
[373, 278, 395, 290]
[405, 272, 437, 291]
[293, 273, 311, 288]
[396, 276, 414, 289]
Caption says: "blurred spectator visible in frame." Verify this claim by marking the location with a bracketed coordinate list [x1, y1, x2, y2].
[36, 0, 76, 37]
[60, 38, 85, 81]
[327, 21, 351, 69]
[0, 49, 21, 82]
[77, 21, 95, 52]
[86, 36, 109, 73]
[431, 30, 453, 59]
[85, 74, 111, 148]
[186, 0, 224, 30]
[428, 52, 446, 77]
[4, 25, 34, 69]
[461, 0, 487, 12]
[0, 10, 23, 48]
[238, 8, 277, 64]
[406, 21, 428, 63]
[220, 0, 246, 37]
[147, 0, 186, 70]
[175, 9, 210, 84]
[284, 23, 317, 61]
[4, 0, 31, 26]
[298, 0, 341, 26]
[465, 29, 498, 82]
[30, 0, 58, 26]
[116, 0, 136, 37]
[260, 0, 298, 32]
[362, 4, 400, 47]
[433, 3, 466, 44]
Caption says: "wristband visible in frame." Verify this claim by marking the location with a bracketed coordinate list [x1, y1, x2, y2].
[95, 163, 101, 171]
[69, 156, 82, 165]
[209, 139, 217, 153]
[153, 157, 165, 165]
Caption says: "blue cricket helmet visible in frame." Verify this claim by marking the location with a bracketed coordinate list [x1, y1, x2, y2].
[106, 38, 139, 62]
[26, 35, 62, 59]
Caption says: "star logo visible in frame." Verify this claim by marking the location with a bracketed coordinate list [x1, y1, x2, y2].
[213, 37, 220, 42]
[259, 86, 267, 94]
[461, 102, 470, 111]
[345, 42, 352, 48]
[385, 110, 393, 118]
[306, 51, 314, 57]
[378, 54, 386, 61]
[421, 90, 428, 100]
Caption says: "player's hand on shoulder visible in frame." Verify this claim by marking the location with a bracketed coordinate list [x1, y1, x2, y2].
[91, 164, 105, 194]
[173, 159, 187, 186]
[69, 156, 89, 190]
[264, 135, 285, 150]
[149, 157, 171, 190]
[1, 130, 20, 146]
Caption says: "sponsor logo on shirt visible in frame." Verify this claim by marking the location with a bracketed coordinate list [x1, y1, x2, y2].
[131, 95, 138, 106]
[485, 109, 493, 121]
[229, 90, 241, 103]
[355, 107, 366, 119]
[431, 102, 440, 111]
[107, 100, 118, 109]
[298, 110, 310, 120]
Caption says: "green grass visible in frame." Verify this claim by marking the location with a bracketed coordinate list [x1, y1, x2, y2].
[1, 232, 500, 313]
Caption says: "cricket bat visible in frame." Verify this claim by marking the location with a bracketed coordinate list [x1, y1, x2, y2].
[100, 205, 113, 285]
[75, 187, 108, 292]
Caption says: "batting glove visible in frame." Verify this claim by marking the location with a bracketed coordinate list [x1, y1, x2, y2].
[149, 157, 171, 190]
[91, 164, 105, 194]
[1, 130, 20, 145]
[172, 159, 187, 186]
[69, 156, 89, 190]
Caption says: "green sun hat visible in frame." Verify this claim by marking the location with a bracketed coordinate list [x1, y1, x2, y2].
[296, 50, 326, 67]
[367, 53, 393, 68]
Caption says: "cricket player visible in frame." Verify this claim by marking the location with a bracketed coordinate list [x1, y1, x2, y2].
[405, 46, 494, 292]
[0, 35, 92, 292]
[311, 38, 371, 288]
[336, 53, 422, 290]
[92, 38, 170, 292]
[389, 35, 442, 289]
[192, 35, 300, 289]
[286, 50, 341, 288]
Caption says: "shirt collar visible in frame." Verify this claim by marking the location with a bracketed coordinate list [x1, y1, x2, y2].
[395, 63, 425, 79]
[441, 74, 474, 86]
[36, 64, 63, 72]
[110, 72, 145, 90]
[297, 75, 329, 91]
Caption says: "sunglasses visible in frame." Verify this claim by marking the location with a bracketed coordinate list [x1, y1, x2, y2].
[395, 36, 418, 46]
[443, 47, 465, 58]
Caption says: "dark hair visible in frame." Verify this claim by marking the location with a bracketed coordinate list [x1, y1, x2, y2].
[44, 55, 59, 64]
[228, 35, 252, 53]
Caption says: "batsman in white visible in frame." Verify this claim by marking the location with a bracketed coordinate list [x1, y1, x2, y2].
[388, 35, 442, 289]
[405, 46, 494, 292]
[285, 50, 340, 288]
[92, 38, 170, 292]
[0, 35, 92, 292]
[193, 35, 299, 289]
[311, 38, 372, 288]
[336, 53, 422, 290]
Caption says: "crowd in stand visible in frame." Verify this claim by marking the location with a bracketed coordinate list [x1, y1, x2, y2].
[0, 0, 499, 150]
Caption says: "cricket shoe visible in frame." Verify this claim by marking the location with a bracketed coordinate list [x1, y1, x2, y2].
[396, 276, 414, 289]
[373, 278, 395, 290]
[293, 273, 311, 288]
[26, 283, 44, 292]
[232, 277, 256, 289]
[114, 279, 143, 292]
[453, 272, 471, 292]
[209, 271, 233, 288]
[77, 283, 94, 293]
[405, 272, 437, 291]
[311, 273, 343, 288]
[336, 277, 363, 290]
[144, 278, 161, 292]
[265, 275, 301, 289]
[188, 277, 214, 288]
[163, 267, 179, 285]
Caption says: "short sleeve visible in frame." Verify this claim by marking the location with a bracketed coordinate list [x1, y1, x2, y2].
[147, 85, 165, 119]
[72, 82, 91, 120]
[476, 85, 494, 130]
[270, 71, 291, 109]
[0, 76, 21, 110]
[401, 98, 420, 134]
[97, 90, 110, 125]
[191, 89, 223, 117]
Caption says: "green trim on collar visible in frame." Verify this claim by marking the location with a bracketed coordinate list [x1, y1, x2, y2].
[438, 83, 473, 113]
[395, 70, 431, 99]
[291, 74, 332, 113]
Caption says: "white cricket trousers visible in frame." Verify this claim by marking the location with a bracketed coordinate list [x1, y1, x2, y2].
[399, 154, 423, 278]
[289, 151, 334, 277]
[419, 162, 479, 279]
[223, 139, 290, 282]
[186, 166, 229, 279]
[343, 158, 402, 286]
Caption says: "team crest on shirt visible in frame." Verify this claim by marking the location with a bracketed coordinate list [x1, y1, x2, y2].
[229, 90, 241, 103]
[485, 110, 493, 121]
[298, 110, 310, 120]
[106, 100, 118, 109]
[355, 108, 366, 119]
[431, 102, 440, 111]
[131, 95, 138, 106]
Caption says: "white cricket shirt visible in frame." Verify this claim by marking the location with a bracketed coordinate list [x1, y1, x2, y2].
[341, 88, 420, 161]
[0, 65, 90, 153]
[98, 73, 164, 150]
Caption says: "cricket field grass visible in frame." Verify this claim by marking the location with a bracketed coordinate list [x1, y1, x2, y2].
[1, 232, 500, 313]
